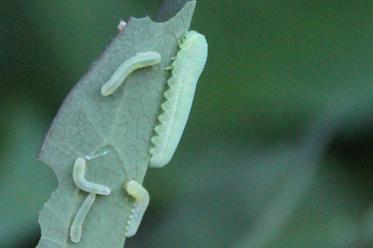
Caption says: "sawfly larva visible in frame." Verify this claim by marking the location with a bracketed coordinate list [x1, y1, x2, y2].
[70, 193, 96, 243]
[73, 157, 111, 195]
[124, 180, 150, 238]
[149, 31, 208, 168]
[101, 52, 161, 96]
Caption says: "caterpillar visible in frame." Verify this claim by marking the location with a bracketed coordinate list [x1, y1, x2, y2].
[124, 180, 150, 238]
[101, 51, 161, 96]
[73, 157, 111, 195]
[70, 193, 96, 243]
[149, 31, 208, 168]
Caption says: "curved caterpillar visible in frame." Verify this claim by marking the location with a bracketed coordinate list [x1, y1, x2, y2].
[73, 157, 111, 195]
[70, 193, 96, 243]
[149, 31, 208, 168]
[124, 180, 150, 238]
[70, 157, 111, 243]
[101, 51, 161, 96]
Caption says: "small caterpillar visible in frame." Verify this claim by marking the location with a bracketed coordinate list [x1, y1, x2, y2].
[70, 193, 96, 243]
[124, 180, 150, 237]
[149, 31, 208, 168]
[73, 157, 111, 195]
[101, 52, 161, 96]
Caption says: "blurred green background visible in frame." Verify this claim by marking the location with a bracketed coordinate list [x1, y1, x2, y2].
[1, 1, 373, 247]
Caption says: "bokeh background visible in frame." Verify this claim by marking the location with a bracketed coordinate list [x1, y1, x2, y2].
[1, 1, 373, 247]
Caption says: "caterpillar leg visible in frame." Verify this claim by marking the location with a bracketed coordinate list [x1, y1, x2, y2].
[165, 65, 173, 71]
[124, 180, 150, 237]
[70, 193, 96, 243]
[165, 56, 176, 71]
[73, 157, 111, 195]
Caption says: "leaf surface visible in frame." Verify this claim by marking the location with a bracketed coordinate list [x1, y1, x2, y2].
[37, 2, 196, 247]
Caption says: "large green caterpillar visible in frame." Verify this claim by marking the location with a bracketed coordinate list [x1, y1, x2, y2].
[149, 30, 208, 168]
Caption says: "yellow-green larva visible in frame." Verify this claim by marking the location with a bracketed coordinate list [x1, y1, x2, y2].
[149, 31, 208, 168]
[70, 193, 96, 243]
[101, 51, 161, 96]
[73, 157, 111, 195]
[124, 180, 150, 238]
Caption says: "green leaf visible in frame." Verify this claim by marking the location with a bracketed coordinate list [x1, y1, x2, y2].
[37, 1, 196, 247]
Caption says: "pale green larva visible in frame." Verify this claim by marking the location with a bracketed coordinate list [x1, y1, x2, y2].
[101, 51, 161, 96]
[124, 180, 150, 238]
[70, 193, 96, 243]
[149, 31, 208, 168]
[73, 157, 111, 195]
